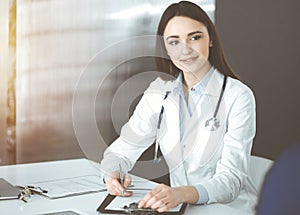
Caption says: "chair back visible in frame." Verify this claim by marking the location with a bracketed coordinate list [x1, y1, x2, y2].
[249, 155, 273, 191]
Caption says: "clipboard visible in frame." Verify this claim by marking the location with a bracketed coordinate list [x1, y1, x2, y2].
[0, 178, 21, 200]
[97, 194, 187, 215]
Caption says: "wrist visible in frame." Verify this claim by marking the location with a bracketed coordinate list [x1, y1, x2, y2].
[175, 186, 199, 204]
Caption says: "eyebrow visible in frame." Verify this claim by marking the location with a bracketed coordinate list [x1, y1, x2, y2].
[165, 30, 204, 40]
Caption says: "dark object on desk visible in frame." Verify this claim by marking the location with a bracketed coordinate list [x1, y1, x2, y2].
[0, 178, 20, 200]
[122, 202, 156, 214]
[256, 142, 300, 215]
[39, 210, 80, 215]
[97, 194, 187, 215]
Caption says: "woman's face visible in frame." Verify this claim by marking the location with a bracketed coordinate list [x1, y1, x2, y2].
[163, 16, 211, 75]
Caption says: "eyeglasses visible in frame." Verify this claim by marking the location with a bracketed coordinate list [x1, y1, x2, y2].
[18, 187, 31, 203]
[17, 185, 48, 203]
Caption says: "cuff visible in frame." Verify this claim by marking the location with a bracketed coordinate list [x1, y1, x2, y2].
[194, 184, 209, 204]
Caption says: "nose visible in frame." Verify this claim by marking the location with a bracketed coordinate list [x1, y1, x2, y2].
[181, 42, 193, 55]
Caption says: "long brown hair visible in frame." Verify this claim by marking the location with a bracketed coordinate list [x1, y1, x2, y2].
[156, 1, 238, 79]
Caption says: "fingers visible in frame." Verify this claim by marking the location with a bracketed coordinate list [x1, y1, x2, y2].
[156, 203, 172, 213]
[106, 174, 122, 195]
[106, 171, 132, 197]
[124, 174, 131, 189]
[141, 189, 163, 207]
[149, 197, 168, 210]
[122, 174, 133, 196]
[138, 184, 175, 211]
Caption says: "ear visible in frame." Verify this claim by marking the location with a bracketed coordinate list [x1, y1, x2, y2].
[209, 40, 213, 47]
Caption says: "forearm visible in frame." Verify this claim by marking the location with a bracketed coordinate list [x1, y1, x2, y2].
[174, 186, 199, 204]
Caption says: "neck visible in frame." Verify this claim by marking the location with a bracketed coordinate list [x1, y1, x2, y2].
[182, 62, 211, 89]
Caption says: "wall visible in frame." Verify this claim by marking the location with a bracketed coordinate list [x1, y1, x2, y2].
[215, 0, 300, 159]
[15, 0, 215, 170]
[0, 0, 9, 164]
[13, 0, 296, 164]
[0, 0, 16, 165]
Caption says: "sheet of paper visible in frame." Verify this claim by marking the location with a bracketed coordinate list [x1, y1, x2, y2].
[105, 189, 182, 212]
[27, 175, 106, 199]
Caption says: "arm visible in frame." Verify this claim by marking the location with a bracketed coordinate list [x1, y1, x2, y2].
[201, 85, 256, 203]
[100, 79, 167, 194]
[100, 91, 161, 174]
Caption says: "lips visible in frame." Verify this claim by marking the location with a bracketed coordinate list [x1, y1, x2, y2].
[180, 56, 198, 64]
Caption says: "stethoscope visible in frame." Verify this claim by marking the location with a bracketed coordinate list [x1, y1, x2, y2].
[153, 91, 171, 164]
[153, 75, 227, 163]
[205, 75, 227, 131]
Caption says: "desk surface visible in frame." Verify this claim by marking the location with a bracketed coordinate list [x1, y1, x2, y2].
[0, 159, 251, 215]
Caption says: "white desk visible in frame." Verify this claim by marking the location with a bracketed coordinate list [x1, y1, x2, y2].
[0, 159, 251, 215]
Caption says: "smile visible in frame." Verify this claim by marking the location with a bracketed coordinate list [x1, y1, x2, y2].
[180, 56, 198, 64]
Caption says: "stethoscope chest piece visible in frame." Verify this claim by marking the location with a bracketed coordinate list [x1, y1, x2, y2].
[205, 117, 220, 131]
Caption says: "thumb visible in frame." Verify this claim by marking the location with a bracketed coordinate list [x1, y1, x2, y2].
[124, 174, 131, 188]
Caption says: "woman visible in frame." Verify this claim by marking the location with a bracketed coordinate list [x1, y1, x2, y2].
[100, 1, 257, 213]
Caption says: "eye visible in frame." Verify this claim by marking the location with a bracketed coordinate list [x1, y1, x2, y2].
[190, 35, 202, 41]
[168, 40, 179, 46]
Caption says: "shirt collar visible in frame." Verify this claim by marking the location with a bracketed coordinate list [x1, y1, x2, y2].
[173, 66, 215, 95]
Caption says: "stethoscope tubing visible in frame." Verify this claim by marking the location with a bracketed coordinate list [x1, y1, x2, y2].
[212, 75, 227, 118]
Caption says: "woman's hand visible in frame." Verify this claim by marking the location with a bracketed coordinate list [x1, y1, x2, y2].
[138, 184, 199, 212]
[105, 171, 133, 197]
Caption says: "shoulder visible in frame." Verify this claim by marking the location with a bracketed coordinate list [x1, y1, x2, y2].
[135, 77, 175, 111]
[227, 76, 254, 97]
[225, 75, 256, 106]
[211, 69, 255, 104]
[144, 76, 175, 95]
[275, 142, 300, 168]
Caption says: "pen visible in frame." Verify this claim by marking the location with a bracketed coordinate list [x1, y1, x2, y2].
[27, 185, 48, 194]
[119, 164, 125, 197]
